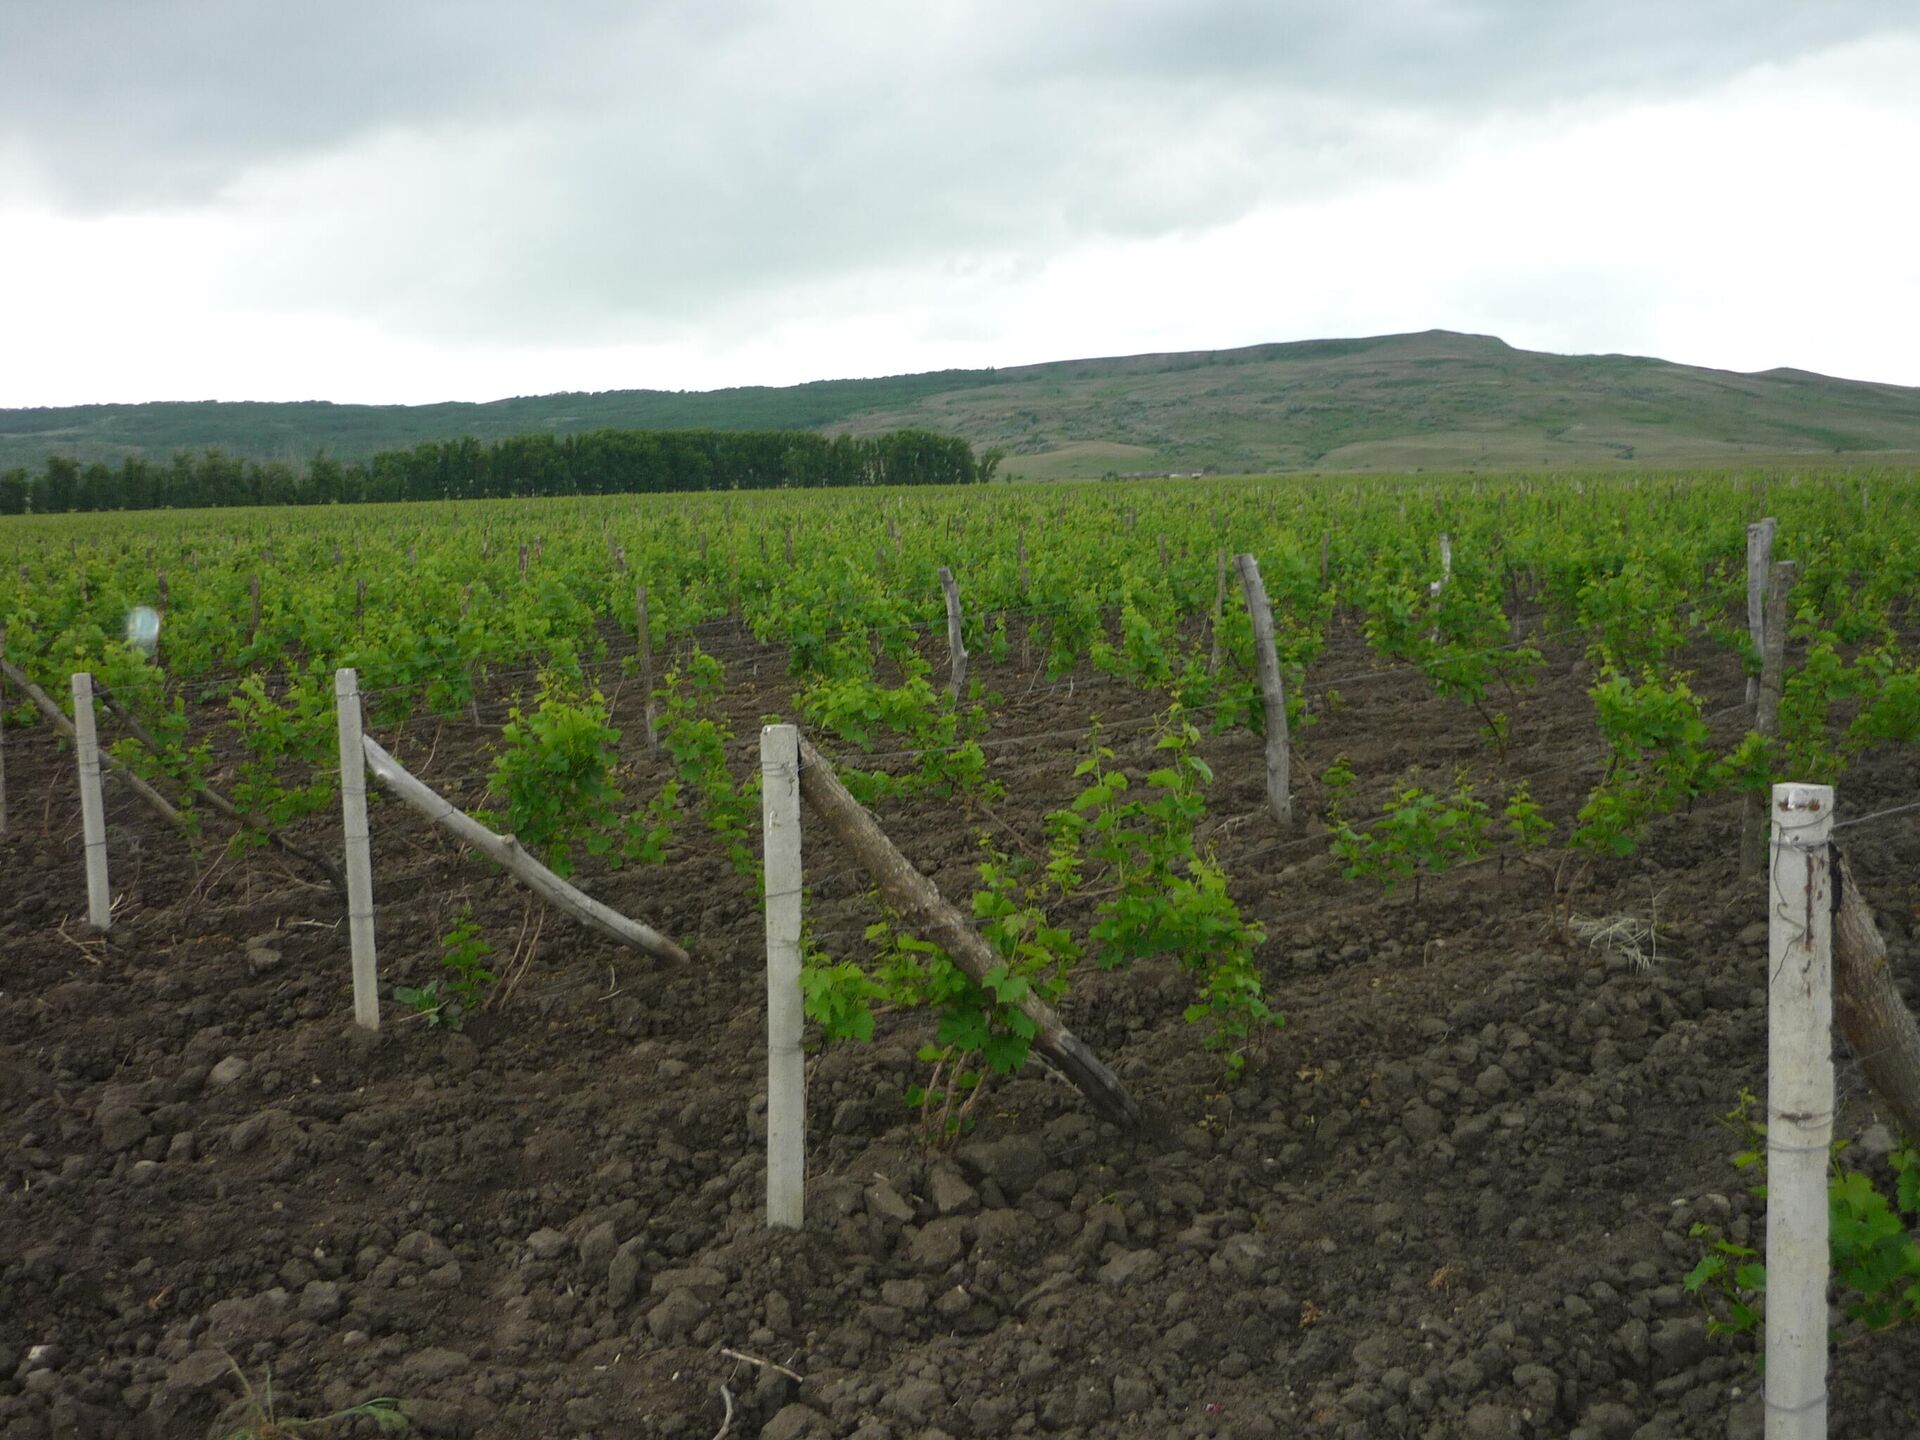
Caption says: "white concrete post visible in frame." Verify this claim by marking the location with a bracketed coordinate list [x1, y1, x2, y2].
[761, 723, 805, 1229]
[335, 668, 380, 1030]
[71, 673, 111, 931]
[1766, 781, 1833, 1440]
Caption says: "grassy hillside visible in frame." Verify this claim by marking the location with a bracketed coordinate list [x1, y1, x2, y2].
[6, 330, 1920, 476]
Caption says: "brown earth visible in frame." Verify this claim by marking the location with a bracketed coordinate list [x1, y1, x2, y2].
[5, 616, 1920, 1440]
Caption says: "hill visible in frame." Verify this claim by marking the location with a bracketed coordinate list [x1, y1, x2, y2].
[5, 330, 1920, 477]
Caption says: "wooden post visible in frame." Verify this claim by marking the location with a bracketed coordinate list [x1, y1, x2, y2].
[938, 566, 968, 703]
[355, 577, 366, 622]
[247, 574, 261, 645]
[1208, 546, 1227, 675]
[614, 545, 628, 576]
[761, 724, 805, 1229]
[1741, 561, 1797, 873]
[335, 669, 380, 1030]
[635, 584, 658, 750]
[1156, 534, 1169, 577]
[1746, 517, 1777, 706]
[784, 524, 794, 567]
[1017, 531, 1029, 595]
[1234, 554, 1292, 826]
[71, 673, 111, 931]
[796, 736, 1141, 1131]
[1832, 850, 1920, 1143]
[1319, 531, 1330, 593]
[518, 543, 530, 577]
[1766, 782, 1832, 1440]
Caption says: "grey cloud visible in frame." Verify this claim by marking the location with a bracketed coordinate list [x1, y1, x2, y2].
[8, 1, 1912, 349]
[4, 1, 1910, 210]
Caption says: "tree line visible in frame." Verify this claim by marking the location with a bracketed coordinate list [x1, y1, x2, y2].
[0, 426, 1000, 514]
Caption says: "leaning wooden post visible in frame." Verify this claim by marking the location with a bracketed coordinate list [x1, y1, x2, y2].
[1233, 554, 1292, 826]
[796, 736, 1141, 1131]
[334, 669, 381, 1030]
[1746, 517, 1777, 706]
[1741, 560, 1797, 874]
[71, 674, 111, 931]
[760, 724, 805, 1229]
[1765, 781, 1833, 1440]
[635, 583, 658, 750]
[938, 566, 968, 702]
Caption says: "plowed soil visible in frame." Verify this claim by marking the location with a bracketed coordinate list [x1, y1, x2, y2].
[6, 617, 1920, 1440]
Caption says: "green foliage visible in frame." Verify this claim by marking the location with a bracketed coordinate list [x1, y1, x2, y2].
[1362, 573, 1537, 757]
[487, 674, 623, 878]
[1573, 670, 1720, 857]
[1050, 711, 1279, 1071]
[227, 668, 336, 841]
[395, 908, 497, 1030]
[1329, 771, 1490, 902]
[1686, 1089, 1920, 1343]
[798, 656, 1001, 805]
[654, 649, 759, 879]
[1503, 781, 1553, 850]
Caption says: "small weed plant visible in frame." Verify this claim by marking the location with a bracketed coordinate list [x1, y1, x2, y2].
[395, 908, 496, 1029]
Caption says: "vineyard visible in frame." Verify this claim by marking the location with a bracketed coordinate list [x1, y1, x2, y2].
[4, 469, 1920, 1439]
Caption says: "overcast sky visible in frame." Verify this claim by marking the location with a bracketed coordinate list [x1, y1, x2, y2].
[2, 1, 1917, 407]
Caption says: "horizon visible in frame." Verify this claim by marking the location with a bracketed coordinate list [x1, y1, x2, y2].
[8, 329, 1919, 415]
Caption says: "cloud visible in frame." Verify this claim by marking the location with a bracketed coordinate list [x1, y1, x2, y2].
[0, 3, 1915, 402]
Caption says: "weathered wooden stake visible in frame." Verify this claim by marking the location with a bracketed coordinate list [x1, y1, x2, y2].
[1208, 546, 1227, 675]
[335, 669, 381, 1030]
[361, 733, 689, 964]
[1766, 782, 1832, 1440]
[71, 674, 111, 931]
[1746, 517, 1777, 706]
[784, 524, 794, 567]
[938, 566, 968, 702]
[796, 736, 1141, 1131]
[1234, 554, 1292, 826]
[1741, 560, 1797, 873]
[518, 543, 530, 577]
[761, 724, 805, 1229]
[1017, 531, 1029, 595]
[636, 584, 658, 750]
[355, 577, 366, 621]
[247, 574, 262, 644]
